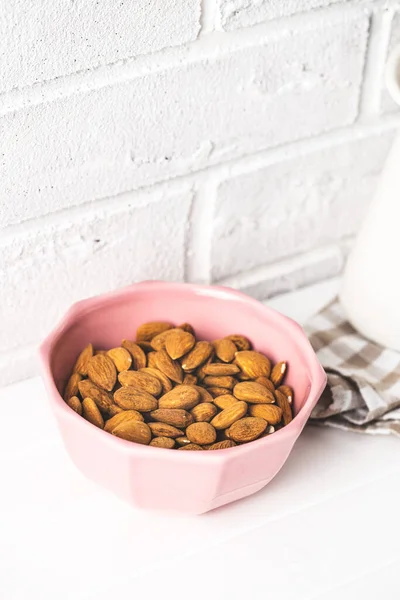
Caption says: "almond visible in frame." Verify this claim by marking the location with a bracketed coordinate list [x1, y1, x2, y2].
[87, 354, 117, 391]
[178, 444, 202, 451]
[148, 422, 183, 438]
[139, 367, 173, 394]
[82, 397, 104, 429]
[64, 372, 82, 400]
[213, 394, 238, 410]
[114, 386, 158, 412]
[149, 409, 193, 429]
[226, 417, 267, 442]
[106, 347, 132, 372]
[107, 404, 124, 417]
[203, 363, 240, 376]
[104, 409, 144, 432]
[151, 328, 180, 351]
[135, 341, 154, 353]
[178, 323, 195, 336]
[150, 437, 175, 449]
[195, 385, 214, 403]
[181, 341, 213, 371]
[213, 338, 237, 363]
[66, 395, 82, 415]
[233, 381, 275, 404]
[78, 379, 115, 414]
[210, 401, 248, 430]
[234, 351, 271, 378]
[255, 376, 275, 393]
[275, 389, 293, 425]
[203, 375, 235, 389]
[207, 387, 231, 398]
[271, 361, 287, 387]
[186, 422, 217, 445]
[121, 340, 147, 370]
[206, 440, 236, 450]
[73, 343, 93, 376]
[147, 351, 158, 368]
[226, 334, 251, 351]
[196, 356, 214, 381]
[183, 373, 197, 385]
[158, 385, 200, 410]
[136, 321, 173, 342]
[111, 420, 151, 445]
[248, 404, 283, 424]
[154, 349, 183, 384]
[165, 329, 195, 360]
[278, 385, 294, 404]
[118, 370, 162, 396]
[190, 403, 218, 422]
[175, 436, 192, 446]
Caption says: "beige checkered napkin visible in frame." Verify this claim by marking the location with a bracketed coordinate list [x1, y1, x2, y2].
[305, 300, 400, 436]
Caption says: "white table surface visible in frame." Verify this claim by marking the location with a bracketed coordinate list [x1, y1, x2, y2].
[1, 279, 399, 600]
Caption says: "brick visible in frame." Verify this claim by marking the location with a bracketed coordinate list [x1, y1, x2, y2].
[211, 132, 393, 281]
[0, 189, 192, 353]
[0, 0, 200, 93]
[219, 0, 345, 30]
[0, 12, 368, 228]
[381, 11, 400, 114]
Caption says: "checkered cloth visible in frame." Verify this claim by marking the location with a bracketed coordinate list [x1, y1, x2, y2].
[305, 300, 400, 436]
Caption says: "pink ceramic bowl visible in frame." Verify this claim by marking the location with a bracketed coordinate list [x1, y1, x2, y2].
[40, 281, 326, 514]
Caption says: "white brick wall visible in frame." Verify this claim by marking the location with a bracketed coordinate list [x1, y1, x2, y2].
[1, 0, 400, 386]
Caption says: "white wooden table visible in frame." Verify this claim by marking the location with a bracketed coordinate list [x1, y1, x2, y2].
[1, 279, 399, 600]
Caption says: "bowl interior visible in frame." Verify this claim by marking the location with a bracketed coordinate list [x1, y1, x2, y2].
[49, 285, 313, 418]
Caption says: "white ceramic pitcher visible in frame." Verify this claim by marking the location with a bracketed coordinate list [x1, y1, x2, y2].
[340, 46, 400, 350]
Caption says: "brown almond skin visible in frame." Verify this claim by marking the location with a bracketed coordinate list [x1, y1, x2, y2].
[118, 370, 162, 396]
[111, 420, 151, 445]
[203, 363, 240, 376]
[121, 340, 147, 370]
[181, 341, 213, 371]
[213, 338, 237, 363]
[278, 385, 294, 403]
[227, 417, 267, 442]
[271, 361, 287, 387]
[190, 403, 218, 423]
[165, 330, 196, 360]
[234, 351, 271, 378]
[66, 395, 82, 415]
[107, 347, 132, 372]
[140, 367, 173, 394]
[186, 422, 217, 445]
[195, 386, 214, 403]
[108, 404, 124, 416]
[248, 404, 283, 424]
[114, 386, 158, 412]
[154, 349, 183, 384]
[147, 352, 158, 368]
[203, 375, 236, 389]
[148, 422, 184, 438]
[136, 321, 173, 342]
[211, 401, 248, 430]
[226, 334, 251, 351]
[178, 323, 195, 336]
[150, 437, 175, 449]
[87, 354, 117, 392]
[149, 408, 194, 429]
[255, 376, 275, 392]
[136, 341, 154, 353]
[208, 387, 231, 398]
[175, 436, 192, 446]
[178, 444, 203, 451]
[206, 440, 236, 450]
[104, 410, 144, 433]
[151, 328, 180, 351]
[73, 343, 93, 376]
[233, 381, 275, 404]
[158, 385, 200, 410]
[213, 394, 238, 410]
[275, 390, 293, 425]
[64, 372, 82, 401]
[183, 373, 198, 386]
[196, 356, 214, 381]
[82, 397, 104, 429]
[78, 379, 115, 414]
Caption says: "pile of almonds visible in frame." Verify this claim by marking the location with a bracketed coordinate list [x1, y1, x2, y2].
[63, 322, 293, 450]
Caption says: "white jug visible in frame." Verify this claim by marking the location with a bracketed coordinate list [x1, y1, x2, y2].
[340, 46, 400, 350]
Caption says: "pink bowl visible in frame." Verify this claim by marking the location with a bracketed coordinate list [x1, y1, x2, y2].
[39, 281, 326, 514]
